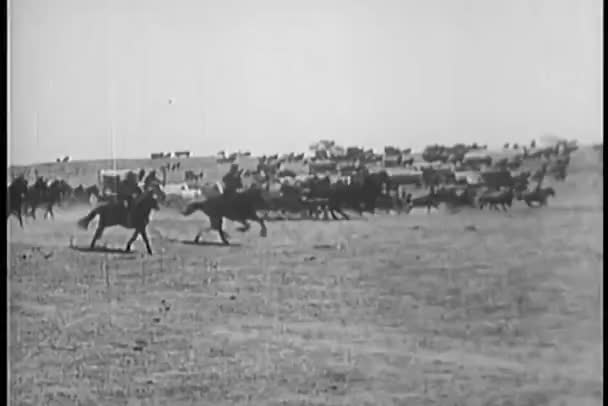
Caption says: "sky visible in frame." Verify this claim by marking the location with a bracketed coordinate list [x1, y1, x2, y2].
[8, 0, 603, 165]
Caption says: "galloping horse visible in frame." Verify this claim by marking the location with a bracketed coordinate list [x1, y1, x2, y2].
[478, 188, 515, 211]
[24, 179, 70, 219]
[516, 187, 556, 207]
[77, 190, 162, 254]
[73, 184, 101, 205]
[403, 186, 441, 214]
[182, 187, 268, 245]
[7, 176, 29, 228]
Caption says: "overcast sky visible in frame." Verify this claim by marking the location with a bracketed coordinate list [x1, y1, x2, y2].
[8, 0, 603, 165]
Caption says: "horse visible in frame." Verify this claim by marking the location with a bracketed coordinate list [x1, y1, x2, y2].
[302, 171, 391, 220]
[403, 192, 440, 214]
[436, 186, 477, 209]
[73, 184, 101, 205]
[516, 187, 556, 207]
[76, 190, 162, 254]
[181, 187, 268, 245]
[259, 182, 313, 220]
[7, 176, 29, 228]
[478, 188, 515, 211]
[23, 178, 65, 220]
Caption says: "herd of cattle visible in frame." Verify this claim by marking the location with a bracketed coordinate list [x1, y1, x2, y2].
[6, 139, 581, 253]
[8, 140, 573, 220]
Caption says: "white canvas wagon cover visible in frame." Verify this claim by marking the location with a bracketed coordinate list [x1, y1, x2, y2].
[98, 168, 142, 195]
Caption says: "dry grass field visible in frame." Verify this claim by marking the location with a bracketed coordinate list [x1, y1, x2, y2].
[8, 148, 603, 405]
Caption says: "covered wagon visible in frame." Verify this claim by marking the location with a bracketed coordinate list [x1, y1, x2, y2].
[97, 168, 144, 197]
[463, 150, 493, 167]
[308, 160, 338, 175]
[453, 170, 483, 185]
[385, 167, 423, 187]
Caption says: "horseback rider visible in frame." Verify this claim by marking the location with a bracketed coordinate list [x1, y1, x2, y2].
[353, 160, 368, 186]
[144, 170, 159, 189]
[535, 162, 548, 191]
[117, 172, 141, 220]
[222, 163, 243, 197]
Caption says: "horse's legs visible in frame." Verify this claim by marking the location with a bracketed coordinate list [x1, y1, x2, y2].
[246, 210, 267, 237]
[211, 216, 229, 245]
[254, 216, 267, 237]
[237, 220, 250, 232]
[194, 227, 203, 243]
[44, 203, 54, 220]
[331, 204, 349, 220]
[140, 229, 154, 255]
[90, 225, 105, 249]
[125, 230, 140, 252]
[218, 227, 229, 245]
[48, 204, 55, 219]
[322, 205, 331, 221]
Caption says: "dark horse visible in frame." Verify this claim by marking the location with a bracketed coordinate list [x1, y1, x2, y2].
[303, 171, 391, 220]
[7, 176, 29, 228]
[479, 188, 515, 211]
[24, 179, 70, 219]
[436, 186, 477, 209]
[516, 187, 556, 207]
[182, 188, 268, 245]
[403, 186, 441, 214]
[76, 190, 161, 254]
[73, 184, 101, 205]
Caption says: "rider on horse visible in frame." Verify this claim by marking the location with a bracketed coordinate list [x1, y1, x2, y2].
[535, 162, 548, 191]
[117, 172, 141, 224]
[352, 160, 368, 186]
[222, 163, 243, 198]
[144, 170, 159, 189]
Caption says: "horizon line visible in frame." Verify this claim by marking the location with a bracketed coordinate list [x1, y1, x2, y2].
[7, 138, 600, 169]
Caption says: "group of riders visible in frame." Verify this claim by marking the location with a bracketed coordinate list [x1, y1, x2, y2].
[10, 155, 553, 226]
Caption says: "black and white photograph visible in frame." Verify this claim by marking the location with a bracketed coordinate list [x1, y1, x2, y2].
[7, 0, 603, 404]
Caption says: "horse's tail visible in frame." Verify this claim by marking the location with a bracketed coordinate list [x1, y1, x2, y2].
[182, 200, 205, 216]
[77, 207, 100, 230]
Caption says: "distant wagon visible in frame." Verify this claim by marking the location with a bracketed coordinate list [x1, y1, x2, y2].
[383, 154, 402, 168]
[337, 162, 357, 176]
[454, 170, 483, 185]
[174, 151, 191, 158]
[385, 167, 423, 187]
[308, 160, 338, 175]
[163, 182, 201, 200]
[97, 168, 142, 197]
[463, 150, 493, 167]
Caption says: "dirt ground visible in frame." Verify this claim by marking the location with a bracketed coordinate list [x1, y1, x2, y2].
[8, 153, 603, 405]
